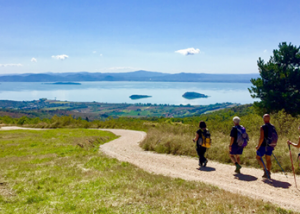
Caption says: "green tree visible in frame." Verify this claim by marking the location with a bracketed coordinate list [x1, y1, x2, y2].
[249, 42, 300, 115]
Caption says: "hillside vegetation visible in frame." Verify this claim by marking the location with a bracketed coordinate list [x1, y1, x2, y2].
[1, 105, 300, 175]
[0, 129, 290, 213]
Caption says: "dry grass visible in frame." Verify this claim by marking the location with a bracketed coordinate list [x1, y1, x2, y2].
[0, 129, 295, 213]
[141, 111, 300, 174]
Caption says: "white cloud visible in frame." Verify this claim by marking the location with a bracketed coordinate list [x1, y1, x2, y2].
[0, 63, 23, 67]
[263, 50, 267, 53]
[175, 47, 200, 56]
[100, 54, 103, 57]
[31, 58, 37, 62]
[93, 51, 97, 54]
[51, 54, 69, 60]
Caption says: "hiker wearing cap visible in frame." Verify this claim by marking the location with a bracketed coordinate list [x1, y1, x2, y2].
[256, 114, 278, 179]
[229, 116, 249, 174]
[193, 121, 211, 169]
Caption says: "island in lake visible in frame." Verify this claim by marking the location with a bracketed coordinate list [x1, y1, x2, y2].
[129, 95, 152, 100]
[48, 82, 81, 85]
[182, 92, 209, 99]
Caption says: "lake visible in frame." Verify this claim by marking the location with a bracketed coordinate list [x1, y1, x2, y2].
[0, 82, 257, 105]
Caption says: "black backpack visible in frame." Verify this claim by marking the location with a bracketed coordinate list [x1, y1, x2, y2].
[265, 124, 278, 147]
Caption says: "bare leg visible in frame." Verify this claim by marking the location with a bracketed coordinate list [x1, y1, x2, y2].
[236, 155, 241, 165]
[266, 155, 272, 171]
[256, 155, 265, 169]
[230, 155, 237, 164]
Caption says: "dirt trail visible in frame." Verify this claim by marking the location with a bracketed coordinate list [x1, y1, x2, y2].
[2, 127, 300, 211]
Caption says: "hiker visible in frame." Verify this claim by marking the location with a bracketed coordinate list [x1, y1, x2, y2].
[193, 121, 210, 169]
[229, 116, 249, 174]
[256, 114, 277, 179]
[287, 125, 300, 148]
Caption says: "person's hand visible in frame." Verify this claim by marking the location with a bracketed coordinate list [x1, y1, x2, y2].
[229, 145, 232, 152]
[256, 145, 259, 150]
[193, 139, 195, 142]
[287, 140, 291, 145]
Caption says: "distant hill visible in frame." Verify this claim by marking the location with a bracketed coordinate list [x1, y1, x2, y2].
[0, 70, 259, 83]
[45, 82, 81, 85]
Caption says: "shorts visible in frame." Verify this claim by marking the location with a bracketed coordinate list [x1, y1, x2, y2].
[257, 146, 274, 157]
[230, 144, 243, 155]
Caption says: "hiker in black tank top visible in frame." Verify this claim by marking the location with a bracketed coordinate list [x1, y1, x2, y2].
[256, 114, 274, 179]
[193, 121, 208, 169]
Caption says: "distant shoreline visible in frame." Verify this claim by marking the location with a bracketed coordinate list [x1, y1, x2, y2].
[44, 82, 81, 85]
[0, 71, 259, 83]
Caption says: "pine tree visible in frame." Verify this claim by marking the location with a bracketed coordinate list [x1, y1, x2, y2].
[249, 42, 300, 115]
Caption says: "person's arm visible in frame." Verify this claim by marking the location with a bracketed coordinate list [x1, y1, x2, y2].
[229, 137, 234, 151]
[287, 136, 300, 148]
[193, 133, 200, 143]
[256, 127, 264, 150]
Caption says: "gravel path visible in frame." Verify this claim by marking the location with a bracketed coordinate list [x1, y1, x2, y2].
[100, 129, 300, 212]
[2, 127, 300, 211]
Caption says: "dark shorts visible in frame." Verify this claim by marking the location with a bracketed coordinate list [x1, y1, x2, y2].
[230, 144, 243, 155]
[257, 146, 274, 157]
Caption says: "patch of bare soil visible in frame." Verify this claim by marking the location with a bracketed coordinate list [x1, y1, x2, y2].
[0, 182, 15, 197]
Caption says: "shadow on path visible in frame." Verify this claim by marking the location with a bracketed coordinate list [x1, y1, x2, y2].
[263, 179, 291, 189]
[234, 173, 258, 182]
[198, 167, 216, 172]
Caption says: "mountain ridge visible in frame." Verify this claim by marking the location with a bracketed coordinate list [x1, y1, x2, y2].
[0, 70, 259, 83]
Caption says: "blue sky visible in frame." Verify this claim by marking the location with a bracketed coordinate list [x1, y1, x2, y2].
[0, 0, 299, 74]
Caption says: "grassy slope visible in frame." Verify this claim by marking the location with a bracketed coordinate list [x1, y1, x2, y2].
[0, 129, 293, 213]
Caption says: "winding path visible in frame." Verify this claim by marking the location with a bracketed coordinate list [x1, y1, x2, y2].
[2, 127, 300, 211]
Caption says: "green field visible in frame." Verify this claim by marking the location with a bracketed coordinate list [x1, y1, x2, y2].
[0, 99, 237, 119]
[0, 129, 292, 213]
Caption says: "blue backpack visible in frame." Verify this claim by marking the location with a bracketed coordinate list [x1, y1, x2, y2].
[236, 126, 249, 147]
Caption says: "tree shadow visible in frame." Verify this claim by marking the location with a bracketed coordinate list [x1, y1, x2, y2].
[263, 179, 291, 189]
[198, 166, 216, 172]
[234, 173, 258, 182]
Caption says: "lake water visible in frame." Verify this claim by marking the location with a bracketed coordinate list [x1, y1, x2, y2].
[0, 82, 257, 105]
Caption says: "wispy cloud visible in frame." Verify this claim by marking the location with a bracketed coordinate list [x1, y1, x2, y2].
[51, 54, 69, 60]
[31, 58, 37, 62]
[263, 50, 267, 53]
[100, 54, 103, 57]
[93, 51, 97, 54]
[0, 63, 23, 67]
[175, 47, 200, 56]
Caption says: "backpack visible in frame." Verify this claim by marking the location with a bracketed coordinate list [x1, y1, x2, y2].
[235, 125, 249, 147]
[198, 129, 211, 148]
[266, 124, 278, 147]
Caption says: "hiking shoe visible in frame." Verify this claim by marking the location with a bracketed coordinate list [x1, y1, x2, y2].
[262, 170, 271, 179]
[203, 160, 208, 167]
[235, 164, 242, 174]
